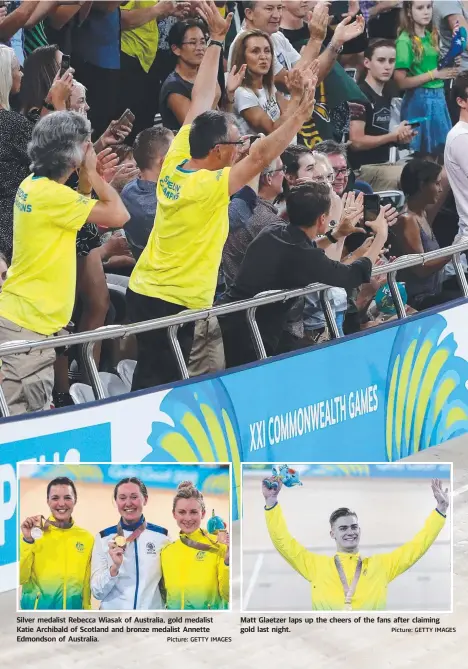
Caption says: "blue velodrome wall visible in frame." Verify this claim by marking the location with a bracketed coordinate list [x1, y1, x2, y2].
[1, 299, 468, 589]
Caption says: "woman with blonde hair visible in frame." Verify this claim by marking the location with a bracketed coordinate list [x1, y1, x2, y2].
[161, 481, 229, 610]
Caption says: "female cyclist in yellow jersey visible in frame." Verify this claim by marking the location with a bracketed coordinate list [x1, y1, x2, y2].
[20, 476, 93, 610]
[161, 481, 230, 610]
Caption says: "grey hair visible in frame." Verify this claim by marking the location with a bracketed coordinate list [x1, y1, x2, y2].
[259, 158, 280, 187]
[28, 111, 92, 180]
[0, 45, 15, 110]
[314, 139, 347, 159]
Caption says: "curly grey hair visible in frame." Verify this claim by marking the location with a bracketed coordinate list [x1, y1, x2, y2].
[28, 111, 92, 180]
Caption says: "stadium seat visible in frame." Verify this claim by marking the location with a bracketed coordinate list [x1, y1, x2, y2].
[375, 190, 406, 211]
[99, 371, 129, 397]
[117, 359, 137, 390]
[69, 383, 95, 405]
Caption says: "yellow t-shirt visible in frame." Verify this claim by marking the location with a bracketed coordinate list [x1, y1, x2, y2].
[129, 124, 231, 309]
[0, 175, 97, 336]
[121, 1, 160, 73]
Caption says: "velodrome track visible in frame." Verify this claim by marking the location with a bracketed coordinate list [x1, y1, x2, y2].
[1, 437, 467, 669]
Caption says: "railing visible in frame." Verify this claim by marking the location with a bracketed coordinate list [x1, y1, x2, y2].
[1, 240, 468, 419]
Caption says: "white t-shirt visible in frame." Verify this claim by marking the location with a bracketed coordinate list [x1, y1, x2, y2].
[234, 85, 281, 135]
[228, 28, 301, 75]
[445, 121, 468, 237]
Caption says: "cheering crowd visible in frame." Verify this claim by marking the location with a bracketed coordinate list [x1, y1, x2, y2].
[2, 0, 468, 415]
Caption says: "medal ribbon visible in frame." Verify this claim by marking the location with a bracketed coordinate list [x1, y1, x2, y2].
[116, 520, 147, 547]
[179, 529, 220, 553]
[334, 555, 362, 609]
[39, 514, 73, 531]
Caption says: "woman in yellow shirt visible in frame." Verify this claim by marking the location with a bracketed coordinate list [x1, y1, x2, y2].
[20, 477, 94, 610]
[161, 481, 230, 610]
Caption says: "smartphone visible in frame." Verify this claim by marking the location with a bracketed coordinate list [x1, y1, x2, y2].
[112, 108, 136, 135]
[406, 116, 428, 128]
[60, 53, 71, 77]
[363, 194, 381, 223]
[345, 68, 357, 80]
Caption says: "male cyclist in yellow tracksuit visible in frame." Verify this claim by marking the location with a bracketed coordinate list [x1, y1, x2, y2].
[263, 477, 449, 611]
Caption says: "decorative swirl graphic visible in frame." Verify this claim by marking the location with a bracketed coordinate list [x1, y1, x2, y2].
[385, 315, 468, 460]
[146, 380, 242, 516]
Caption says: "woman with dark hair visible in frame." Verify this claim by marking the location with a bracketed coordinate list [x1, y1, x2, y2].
[159, 18, 215, 130]
[91, 477, 170, 610]
[159, 18, 244, 131]
[231, 29, 299, 138]
[161, 481, 229, 610]
[19, 476, 93, 610]
[393, 158, 462, 309]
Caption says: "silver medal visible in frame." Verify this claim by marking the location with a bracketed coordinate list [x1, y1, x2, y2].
[31, 527, 43, 540]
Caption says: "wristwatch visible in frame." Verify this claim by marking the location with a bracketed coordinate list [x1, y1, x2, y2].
[328, 41, 343, 56]
[208, 39, 224, 49]
[325, 230, 338, 244]
[42, 100, 55, 111]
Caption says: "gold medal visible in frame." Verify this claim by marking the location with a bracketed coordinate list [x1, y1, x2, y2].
[114, 535, 127, 548]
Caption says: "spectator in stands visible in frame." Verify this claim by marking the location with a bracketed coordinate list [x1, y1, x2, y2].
[72, 1, 123, 139]
[314, 140, 351, 196]
[394, 1, 458, 157]
[364, 2, 402, 41]
[121, 126, 174, 261]
[348, 39, 415, 191]
[393, 158, 462, 309]
[231, 29, 303, 137]
[127, 1, 317, 390]
[445, 71, 468, 259]
[434, 1, 468, 73]
[159, 18, 213, 130]
[224, 157, 285, 287]
[218, 182, 388, 367]
[0, 111, 129, 415]
[18, 44, 71, 119]
[0, 251, 8, 291]
[118, 1, 190, 140]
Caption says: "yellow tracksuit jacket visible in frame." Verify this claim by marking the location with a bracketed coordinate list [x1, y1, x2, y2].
[161, 529, 229, 610]
[20, 520, 94, 610]
[265, 504, 446, 610]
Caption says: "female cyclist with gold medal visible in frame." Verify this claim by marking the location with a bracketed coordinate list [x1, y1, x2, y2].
[91, 477, 170, 610]
[19, 477, 93, 610]
[161, 481, 230, 610]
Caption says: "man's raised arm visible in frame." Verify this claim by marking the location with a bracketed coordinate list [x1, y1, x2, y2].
[183, 0, 232, 127]
[263, 477, 316, 582]
[381, 479, 449, 583]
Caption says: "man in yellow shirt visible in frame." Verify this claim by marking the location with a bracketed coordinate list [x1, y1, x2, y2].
[127, 0, 317, 390]
[0, 111, 129, 416]
[263, 476, 449, 611]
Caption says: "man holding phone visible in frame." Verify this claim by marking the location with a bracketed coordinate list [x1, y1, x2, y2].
[349, 38, 416, 191]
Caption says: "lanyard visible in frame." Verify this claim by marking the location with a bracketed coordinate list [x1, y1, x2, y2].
[179, 529, 220, 553]
[31, 515, 73, 539]
[334, 555, 362, 611]
[114, 520, 147, 549]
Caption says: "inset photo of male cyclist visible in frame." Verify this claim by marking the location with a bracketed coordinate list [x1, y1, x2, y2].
[241, 463, 451, 612]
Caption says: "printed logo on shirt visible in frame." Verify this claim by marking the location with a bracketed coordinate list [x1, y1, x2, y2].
[372, 106, 391, 132]
[215, 170, 223, 182]
[14, 187, 32, 213]
[77, 194, 91, 205]
[146, 541, 156, 555]
[75, 542, 85, 552]
[160, 175, 181, 201]
[195, 551, 207, 561]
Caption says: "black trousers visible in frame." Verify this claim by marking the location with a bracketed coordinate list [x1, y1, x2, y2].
[72, 59, 120, 140]
[126, 288, 195, 391]
[117, 52, 158, 142]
